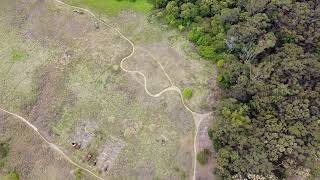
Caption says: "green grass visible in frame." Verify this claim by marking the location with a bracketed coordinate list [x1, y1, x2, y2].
[67, 0, 153, 16]
[3, 172, 19, 180]
[182, 87, 193, 99]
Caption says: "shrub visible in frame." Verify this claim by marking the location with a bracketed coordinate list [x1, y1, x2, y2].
[157, 11, 164, 17]
[188, 27, 203, 42]
[0, 142, 9, 159]
[178, 25, 185, 32]
[182, 88, 193, 99]
[197, 149, 211, 165]
[217, 59, 224, 68]
[197, 45, 216, 59]
[208, 129, 222, 150]
[196, 35, 211, 46]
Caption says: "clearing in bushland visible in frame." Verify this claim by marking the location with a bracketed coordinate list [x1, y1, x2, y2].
[0, 0, 218, 179]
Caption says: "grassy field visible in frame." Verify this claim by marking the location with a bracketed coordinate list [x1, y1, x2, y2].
[67, 0, 153, 16]
[0, 0, 216, 179]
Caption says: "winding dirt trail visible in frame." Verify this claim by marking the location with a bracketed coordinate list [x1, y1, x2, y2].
[0, 108, 104, 180]
[0, 1, 213, 180]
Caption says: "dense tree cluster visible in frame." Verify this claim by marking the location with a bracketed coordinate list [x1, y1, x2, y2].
[155, 0, 320, 179]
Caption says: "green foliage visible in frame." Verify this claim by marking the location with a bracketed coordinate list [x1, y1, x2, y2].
[178, 25, 185, 32]
[157, 0, 230, 60]
[182, 87, 192, 99]
[311, 162, 320, 178]
[217, 75, 223, 82]
[180, 3, 198, 21]
[197, 45, 215, 59]
[213, 45, 320, 179]
[217, 59, 224, 69]
[220, 8, 240, 24]
[188, 27, 203, 42]
[3, 172, 19, 180]
[156, 0, 320, 179]
[196, 149, 211, 165]
[208, 129, 222, 151]
[221, 106, 251, 128]
[155, 0, 167, 8]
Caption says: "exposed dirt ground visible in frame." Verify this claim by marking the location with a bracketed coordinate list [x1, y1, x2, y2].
[0, 0, 217, 179]
[196, 115, 216, 180]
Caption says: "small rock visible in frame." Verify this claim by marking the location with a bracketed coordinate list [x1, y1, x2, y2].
[72, 142, 81, 149]
[85, 153, 93, 161]
[73, 9, 84, 14]
[104, 165, 109, 172]
[94, 21, 100, 29]
[161, 139, 166, 146]
[75, 143, 81, 149]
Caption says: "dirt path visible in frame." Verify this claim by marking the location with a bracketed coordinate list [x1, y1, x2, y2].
[0, 1, 214, 180]
[0, 108, 104, 180]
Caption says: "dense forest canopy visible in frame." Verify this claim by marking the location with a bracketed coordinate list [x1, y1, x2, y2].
[154, 0, 320, 179]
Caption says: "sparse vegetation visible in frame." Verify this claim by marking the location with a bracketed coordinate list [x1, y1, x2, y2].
[10, 48, 27, 63]
[173, 166, 187, 179]
[74, 168, 83, 180]
[196, 149, 210, 166]
[3, 171, 19, 180]
[0, 141, 9, 159]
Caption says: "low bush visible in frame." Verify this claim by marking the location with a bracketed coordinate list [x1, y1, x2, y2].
[182, 88, 193, 99]
[197, 149, 211, 165]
